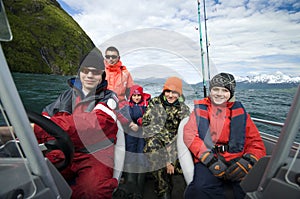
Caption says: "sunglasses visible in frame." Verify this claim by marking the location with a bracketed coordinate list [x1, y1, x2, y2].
[105, 55, 118, 59]
[80, 67, 103, 75]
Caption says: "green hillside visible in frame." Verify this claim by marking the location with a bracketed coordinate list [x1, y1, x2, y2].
[2, 0, 95, 75]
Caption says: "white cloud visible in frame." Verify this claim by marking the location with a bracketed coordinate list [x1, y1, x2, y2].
[58, 0, 300, 83]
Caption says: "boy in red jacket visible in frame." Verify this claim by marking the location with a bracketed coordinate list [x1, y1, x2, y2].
[183, 73, 266, 199]
[35, 48, 119, 199]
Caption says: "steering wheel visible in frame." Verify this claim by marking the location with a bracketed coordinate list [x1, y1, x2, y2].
[27, 110, 74, 171]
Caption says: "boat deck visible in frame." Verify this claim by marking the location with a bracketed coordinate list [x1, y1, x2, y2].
[114, 173, 187, 199]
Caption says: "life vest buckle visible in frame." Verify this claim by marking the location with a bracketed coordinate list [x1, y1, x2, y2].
[212, 145, 229, 153]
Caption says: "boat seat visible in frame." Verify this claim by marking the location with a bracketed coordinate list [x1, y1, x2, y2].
[113, 120, 126, 183]
[177, 117, 194, 184]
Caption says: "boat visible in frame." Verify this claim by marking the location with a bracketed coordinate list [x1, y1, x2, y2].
[1, 0, 299, 198]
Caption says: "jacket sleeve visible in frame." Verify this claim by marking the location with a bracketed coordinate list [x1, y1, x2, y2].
[136, 117, 143, 126]
[181, 103, 191, 119]
[116, 105, 132, 126]
[183, 111, 209, 163]
[125, 73, 134, 100]
[42, 89, 73, 117]
[127, 72, 134, 89]
[37, 102, 118, 150]
[243, 114, 266, 159]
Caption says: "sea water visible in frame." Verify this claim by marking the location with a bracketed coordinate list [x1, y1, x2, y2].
[9, 72, 300, 142]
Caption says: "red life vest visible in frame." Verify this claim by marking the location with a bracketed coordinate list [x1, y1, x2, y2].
[194, 101, 247, 153]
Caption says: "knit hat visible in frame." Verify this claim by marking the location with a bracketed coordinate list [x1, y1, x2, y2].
[163, 77, 183, 96]
[79, 48, 105, 71]
[209, 73, 236, 98]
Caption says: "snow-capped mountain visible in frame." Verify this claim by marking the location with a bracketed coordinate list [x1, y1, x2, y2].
[235, 72, 300, 84]
[135, 71, 299, 85]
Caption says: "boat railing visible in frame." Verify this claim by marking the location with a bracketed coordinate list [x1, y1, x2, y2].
[252, 117, 284, 127]
[251, 117, 300, 152]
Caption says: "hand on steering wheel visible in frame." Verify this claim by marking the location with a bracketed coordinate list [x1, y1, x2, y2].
[27, 110, 74, 171]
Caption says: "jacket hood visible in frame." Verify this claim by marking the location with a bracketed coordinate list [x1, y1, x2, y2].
[129, 84, 151, 103]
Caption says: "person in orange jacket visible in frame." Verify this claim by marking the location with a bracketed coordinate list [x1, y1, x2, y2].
[104, 46, 134, 108]
[183, 72, 266, 199]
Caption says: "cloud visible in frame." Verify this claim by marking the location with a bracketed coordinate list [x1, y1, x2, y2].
[58, 0, 300, 83]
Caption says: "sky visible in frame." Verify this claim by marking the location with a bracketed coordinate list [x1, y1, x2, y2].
[57, 0, 300, 84]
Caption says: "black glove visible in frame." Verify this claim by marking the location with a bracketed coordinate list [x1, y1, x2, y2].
[225, 154, 258, 182]
[200, 152, 227, 178]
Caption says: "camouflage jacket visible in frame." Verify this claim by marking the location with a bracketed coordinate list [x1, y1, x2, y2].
[142, 94, 190, 167]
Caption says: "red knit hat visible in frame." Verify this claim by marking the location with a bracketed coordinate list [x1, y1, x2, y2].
[163, 77, 183, 96]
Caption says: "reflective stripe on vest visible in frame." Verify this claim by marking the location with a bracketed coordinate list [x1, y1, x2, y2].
[93, 103, 117, 121]
[77, 138, 115, 154]
[195, 101, 247, 153]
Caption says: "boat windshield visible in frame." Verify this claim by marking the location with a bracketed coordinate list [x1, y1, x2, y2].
[0, 0, 12, 41]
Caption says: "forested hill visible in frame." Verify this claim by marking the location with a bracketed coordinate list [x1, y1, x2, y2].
[2, 0, 95, 75]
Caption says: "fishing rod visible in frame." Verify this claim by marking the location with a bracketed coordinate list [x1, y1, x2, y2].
[197, 0, 207, 97]
[203, 0, 211, 81]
